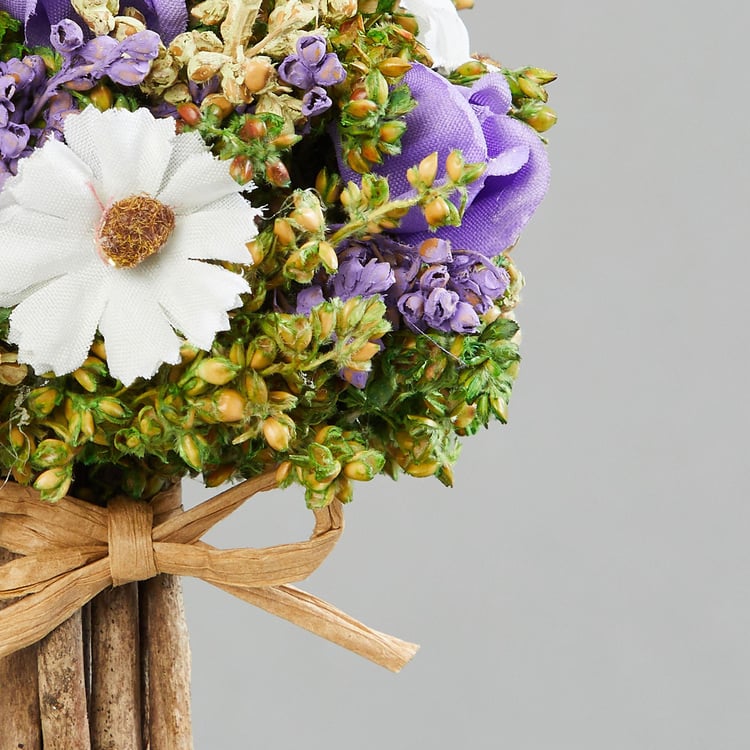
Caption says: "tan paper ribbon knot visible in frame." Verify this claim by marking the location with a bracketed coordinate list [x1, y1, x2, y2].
[0, 473, 419, 672]
[108, 498, 158, 586]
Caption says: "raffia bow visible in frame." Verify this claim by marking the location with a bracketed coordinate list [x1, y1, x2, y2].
[0, 472, 418, 672]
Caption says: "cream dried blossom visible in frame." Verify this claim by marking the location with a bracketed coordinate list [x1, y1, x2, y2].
[0, 106, 260, 386]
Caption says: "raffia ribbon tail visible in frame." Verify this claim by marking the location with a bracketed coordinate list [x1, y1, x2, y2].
[217, 582, 420, 673]
[0, 473, 420, 672]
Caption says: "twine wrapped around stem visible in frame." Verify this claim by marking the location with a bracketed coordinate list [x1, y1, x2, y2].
[0, 472, 419, 672]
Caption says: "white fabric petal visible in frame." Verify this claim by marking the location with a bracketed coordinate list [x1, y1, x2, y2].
[164, 197, 258, 264]
[7, 263, 109, 376]
[66, 107, 175, 202]
[157, 130, 206, 193]
[0, 206, 94, 305]
[400, 0, 472, 71]
[155, 261, 250, 349]
[7, 138, 100, 223]
[157, 152, 243, 214]
[98, 283, 183, 386]
[62, 106, 104, 181]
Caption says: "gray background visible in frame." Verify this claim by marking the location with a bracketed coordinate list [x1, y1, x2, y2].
[183, 1, 750, 747]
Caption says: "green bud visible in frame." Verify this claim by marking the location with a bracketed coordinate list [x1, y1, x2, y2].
[195, 358, 240, 385]
[30, 439, 71, 470]
[34, 466, 73, 501]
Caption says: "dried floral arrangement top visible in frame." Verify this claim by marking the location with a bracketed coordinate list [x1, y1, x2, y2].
[0, 0, 555, 509]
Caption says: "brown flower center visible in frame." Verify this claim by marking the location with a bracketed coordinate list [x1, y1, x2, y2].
[97, 195, 175, 269]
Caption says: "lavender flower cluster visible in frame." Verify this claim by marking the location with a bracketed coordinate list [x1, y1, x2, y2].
[279, 35, 346, 117]
[298, 235, 511, 336]
[0, 18, 159, 186]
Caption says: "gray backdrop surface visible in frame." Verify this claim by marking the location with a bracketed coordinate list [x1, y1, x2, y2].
[183, 1, 750, 747]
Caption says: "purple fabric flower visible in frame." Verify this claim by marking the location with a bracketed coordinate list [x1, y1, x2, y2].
[337, 63, 550, 256]
[0, 0, 187, 45]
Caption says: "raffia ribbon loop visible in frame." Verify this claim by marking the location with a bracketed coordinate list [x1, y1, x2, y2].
[0, 473, 419, 672]
[107, 497, 158, 587]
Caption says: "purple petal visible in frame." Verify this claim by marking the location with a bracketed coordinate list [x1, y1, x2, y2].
[403, 117, 550, 256]
[0, 122, 30, 159]
[50, 18, 83, 53]
[296, 286, 325, 315]
[122, 0, 188, 43]
[314, 53, 346, 86]
[301, 86, 332, 117]
[465, 72, 513, 121]
[418, 237, 452, 263]
[424, 287, 459, 329]
[278, 57, 314, 90]
[296, 35, 327, 67]
[337, 63, 488, 233]
[450, 301, 480, 333]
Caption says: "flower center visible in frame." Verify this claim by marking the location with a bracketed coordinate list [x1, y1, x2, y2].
[97, 195, 175, 268]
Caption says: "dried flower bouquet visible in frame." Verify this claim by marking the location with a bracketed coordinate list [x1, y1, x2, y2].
[0, 0, 554, 745]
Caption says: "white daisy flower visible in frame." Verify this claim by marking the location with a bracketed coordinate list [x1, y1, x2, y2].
[400, 0, 472, 72]
[0, 106, 260, 386]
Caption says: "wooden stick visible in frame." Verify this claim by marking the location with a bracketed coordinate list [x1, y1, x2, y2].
[89, 584, 141, 750]
[0, 547, 42, 750]
[37, 610, 91, 749]
[141, 575, 193, 750]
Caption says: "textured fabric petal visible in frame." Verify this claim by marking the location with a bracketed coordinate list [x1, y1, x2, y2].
[121, 0, 188, 42]
[61, 107, 104, 182]
[98, 283, 182, 386]
[7, 138, 99, 223]
[7, 263, 109, 376]
[155, 261, 249, 349]
[485, 144, 530, 177]
[337, 64, 488, 234]
[406, 118, 551, 256]
[66, 107, 175, 202]
[164, 197, 258, 264]
[0, 205, 94, 304]
[157, 152, 244, 214]
[466, 73, 513, 122]
[157, 130, 205, 193]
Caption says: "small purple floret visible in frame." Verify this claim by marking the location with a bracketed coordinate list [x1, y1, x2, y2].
[302, 86, 332, 118]
[50, 18, 83, 53]
[278, 35, 345, 117]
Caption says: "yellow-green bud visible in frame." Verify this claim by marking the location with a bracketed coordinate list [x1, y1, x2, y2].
[343, 450, 385, 481]
[34, 466, 72, 499]
[26, 386, 60, 417]
[195, 358, 239, 385]
[215, 389, 246, 422]
[377, 57, 412, 78]
[526, 105, 557, 133]
[262, 416, 292, 452]
[179, 434, 204, 470]
[445, 150, 465, 183]
[418, 152, 439, 186]
[423, 196, 451, 227]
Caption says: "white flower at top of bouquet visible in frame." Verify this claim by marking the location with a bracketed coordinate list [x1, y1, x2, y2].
[400, 0, 472, 72]
[0, 106, 260, 386]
